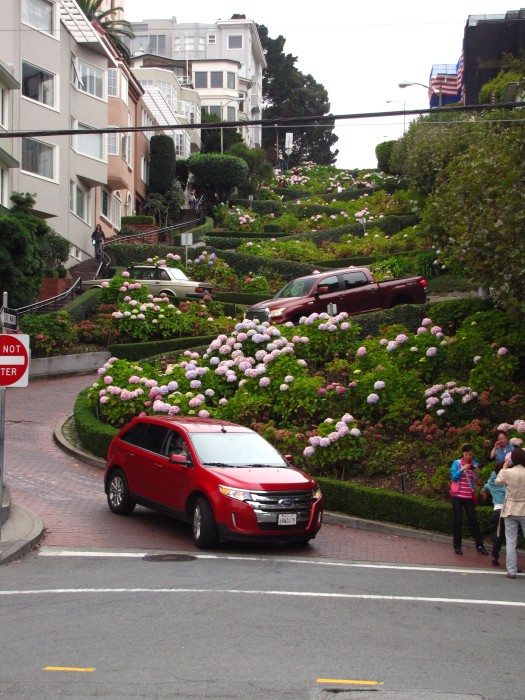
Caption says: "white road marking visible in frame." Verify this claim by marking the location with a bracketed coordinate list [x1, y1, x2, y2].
[38, 548, 504, 576]
[0, 587, 523, 607]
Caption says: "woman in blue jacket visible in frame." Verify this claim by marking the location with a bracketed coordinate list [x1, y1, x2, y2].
[450, 443, 488, 556]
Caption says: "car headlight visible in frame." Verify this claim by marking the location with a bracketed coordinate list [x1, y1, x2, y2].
[312, 486, 322, 500]
[269, 307, 286, 318]
[219, 485, 253, 502]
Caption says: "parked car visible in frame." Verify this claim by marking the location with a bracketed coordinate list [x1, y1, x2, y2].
[245, 267, 427, 325]
[82, 264, 215, 300]
[104, 415, 323, 547]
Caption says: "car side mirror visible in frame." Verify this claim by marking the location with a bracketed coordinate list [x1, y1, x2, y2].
[316, 285, 329, 295]
[169, 453, 192, 466]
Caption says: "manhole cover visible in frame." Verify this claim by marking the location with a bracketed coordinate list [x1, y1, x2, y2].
[143, 554, 197, 562]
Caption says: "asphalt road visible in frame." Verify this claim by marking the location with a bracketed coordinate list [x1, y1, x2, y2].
[1, 551, 524, 699]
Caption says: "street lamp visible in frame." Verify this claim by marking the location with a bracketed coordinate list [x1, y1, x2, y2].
[386, 99, 406, 133]
[220, 97, 242, 154]
[398, 81, 443, 108]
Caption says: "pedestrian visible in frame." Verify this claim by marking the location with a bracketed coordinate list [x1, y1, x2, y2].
[481, 462, 507, 567]
[450, 443, 489, 556]
[489, 430, 513, 469]
[91, 224, 106, 262]
[188, 189, 197, 210]
[495, 447, 525, 579]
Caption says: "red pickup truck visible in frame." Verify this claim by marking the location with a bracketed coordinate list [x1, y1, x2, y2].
[245, 267, 427, 325]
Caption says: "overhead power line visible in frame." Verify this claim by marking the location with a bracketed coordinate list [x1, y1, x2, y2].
[0, 102, 523, 140]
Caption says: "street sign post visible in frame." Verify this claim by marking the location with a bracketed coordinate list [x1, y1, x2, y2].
[0, 334, 30, 538]
[0, 307, 17, 331]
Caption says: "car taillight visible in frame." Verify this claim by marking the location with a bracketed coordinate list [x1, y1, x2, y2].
[419, 279, 427, 287]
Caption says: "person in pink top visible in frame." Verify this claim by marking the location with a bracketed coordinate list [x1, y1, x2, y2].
[450, 443, 488, 556]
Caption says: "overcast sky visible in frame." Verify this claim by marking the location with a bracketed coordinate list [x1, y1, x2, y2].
[122, 1, 517, 169]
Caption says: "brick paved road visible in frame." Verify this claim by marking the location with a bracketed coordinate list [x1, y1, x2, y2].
[4, 375, 521, 570]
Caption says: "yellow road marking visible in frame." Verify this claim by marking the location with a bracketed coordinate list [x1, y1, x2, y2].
[43, 667, 96, 673]
[317, 678, 384, 686]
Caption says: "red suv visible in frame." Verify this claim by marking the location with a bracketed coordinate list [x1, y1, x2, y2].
[104, 415, 323, 547]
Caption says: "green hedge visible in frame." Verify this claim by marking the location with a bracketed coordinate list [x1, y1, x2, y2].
[317, 477, 493, 537]
[120, 215, 155, 225]
[207, 249, 327, 279]
[63, 288, 101, 322]
[206, 230, 289, 239]
[214, 292, 269, 305]
[108, 334, 218, 362]
[352, 303, 429, 338]
[230, 199, 285, 216]
[74, 389, 117, 459]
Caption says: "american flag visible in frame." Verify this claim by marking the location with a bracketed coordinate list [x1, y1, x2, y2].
[429, 53, 464, 101]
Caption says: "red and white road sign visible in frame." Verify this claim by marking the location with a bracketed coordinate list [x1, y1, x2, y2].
[0, 334, 30, 387]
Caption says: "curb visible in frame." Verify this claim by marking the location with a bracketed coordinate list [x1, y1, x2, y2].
[0, 502, 44, 565]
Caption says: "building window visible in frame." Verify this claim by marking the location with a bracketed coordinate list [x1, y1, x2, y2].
[148, 35, 166, 55]
[121, 73, 128, 106]
[0, 166, 7, 207]
[140, 157, 149, 184]
[174, 133, 183, 157]
[126, 192, 132, 216]
[74, 122, 104, 160]
[227, 106, 236, 121]
[227, 72, 236, 90]
[228, 35, 243, 49]
[101, 188, 111, 219]
[107, 130, 118, 155]
[194, 72, 207, 89]
[0, 87, 6, 128]
[69, 180, 91, 224]
[208, 34, 216, 44]
[107, 69, 118, 97]
[206, 105, 221, 118]
[184, 36, 194, 51]
[76, 60, 104, 99]
[22, 62, 56, 108]
[22, 0, 54, 35]
[174, 36, 181, 52]
[210, 72, 223, 88]
[21, 137, 55, 179]
[113, 192, 122, 230]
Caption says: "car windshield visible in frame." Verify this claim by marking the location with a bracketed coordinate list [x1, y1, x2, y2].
[190, 432, 288, 468]
[274, 277, 316, 299]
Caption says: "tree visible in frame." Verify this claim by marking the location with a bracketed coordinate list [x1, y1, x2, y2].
[200, 113, 243, 153]
[0, 193, 60, 307]
[390, 112, 480, 196]
[420, 124, 525, 315]
[226, 143, 274, 193]
[375, 140, 396, 174]
[187, 154, 249, 208]
[76, 0, 134, 63]
[257, 25, 338, 166]
[148, 134, 177, 197]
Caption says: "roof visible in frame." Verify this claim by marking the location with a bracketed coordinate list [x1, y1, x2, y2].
[126, 415, 251, 433]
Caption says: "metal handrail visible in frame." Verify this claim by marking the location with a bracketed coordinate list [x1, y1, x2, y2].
[105, 209, 204, 247]
[16, 277, 83, 316]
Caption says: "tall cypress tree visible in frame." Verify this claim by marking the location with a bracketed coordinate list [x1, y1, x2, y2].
[257, 25, 338, 166]
[148, 134, 177, 196]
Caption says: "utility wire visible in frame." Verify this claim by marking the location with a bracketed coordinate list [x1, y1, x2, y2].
[0, 102, 523, 140]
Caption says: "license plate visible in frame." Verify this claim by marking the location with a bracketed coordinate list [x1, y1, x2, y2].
[278, 513, 297, 526]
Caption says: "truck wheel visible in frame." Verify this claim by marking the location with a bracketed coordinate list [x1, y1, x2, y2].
[192, 497, 218, 548]
[107, 469, 136, 515]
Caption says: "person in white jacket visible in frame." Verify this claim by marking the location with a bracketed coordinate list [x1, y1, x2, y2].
[495, 447, 525, 579]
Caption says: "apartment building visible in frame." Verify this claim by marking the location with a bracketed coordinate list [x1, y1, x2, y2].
[129, 53, 202, 158]
[125, 16, 266, 148]
[0, 59, 20, 213]
[3, 0, 117, 265]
